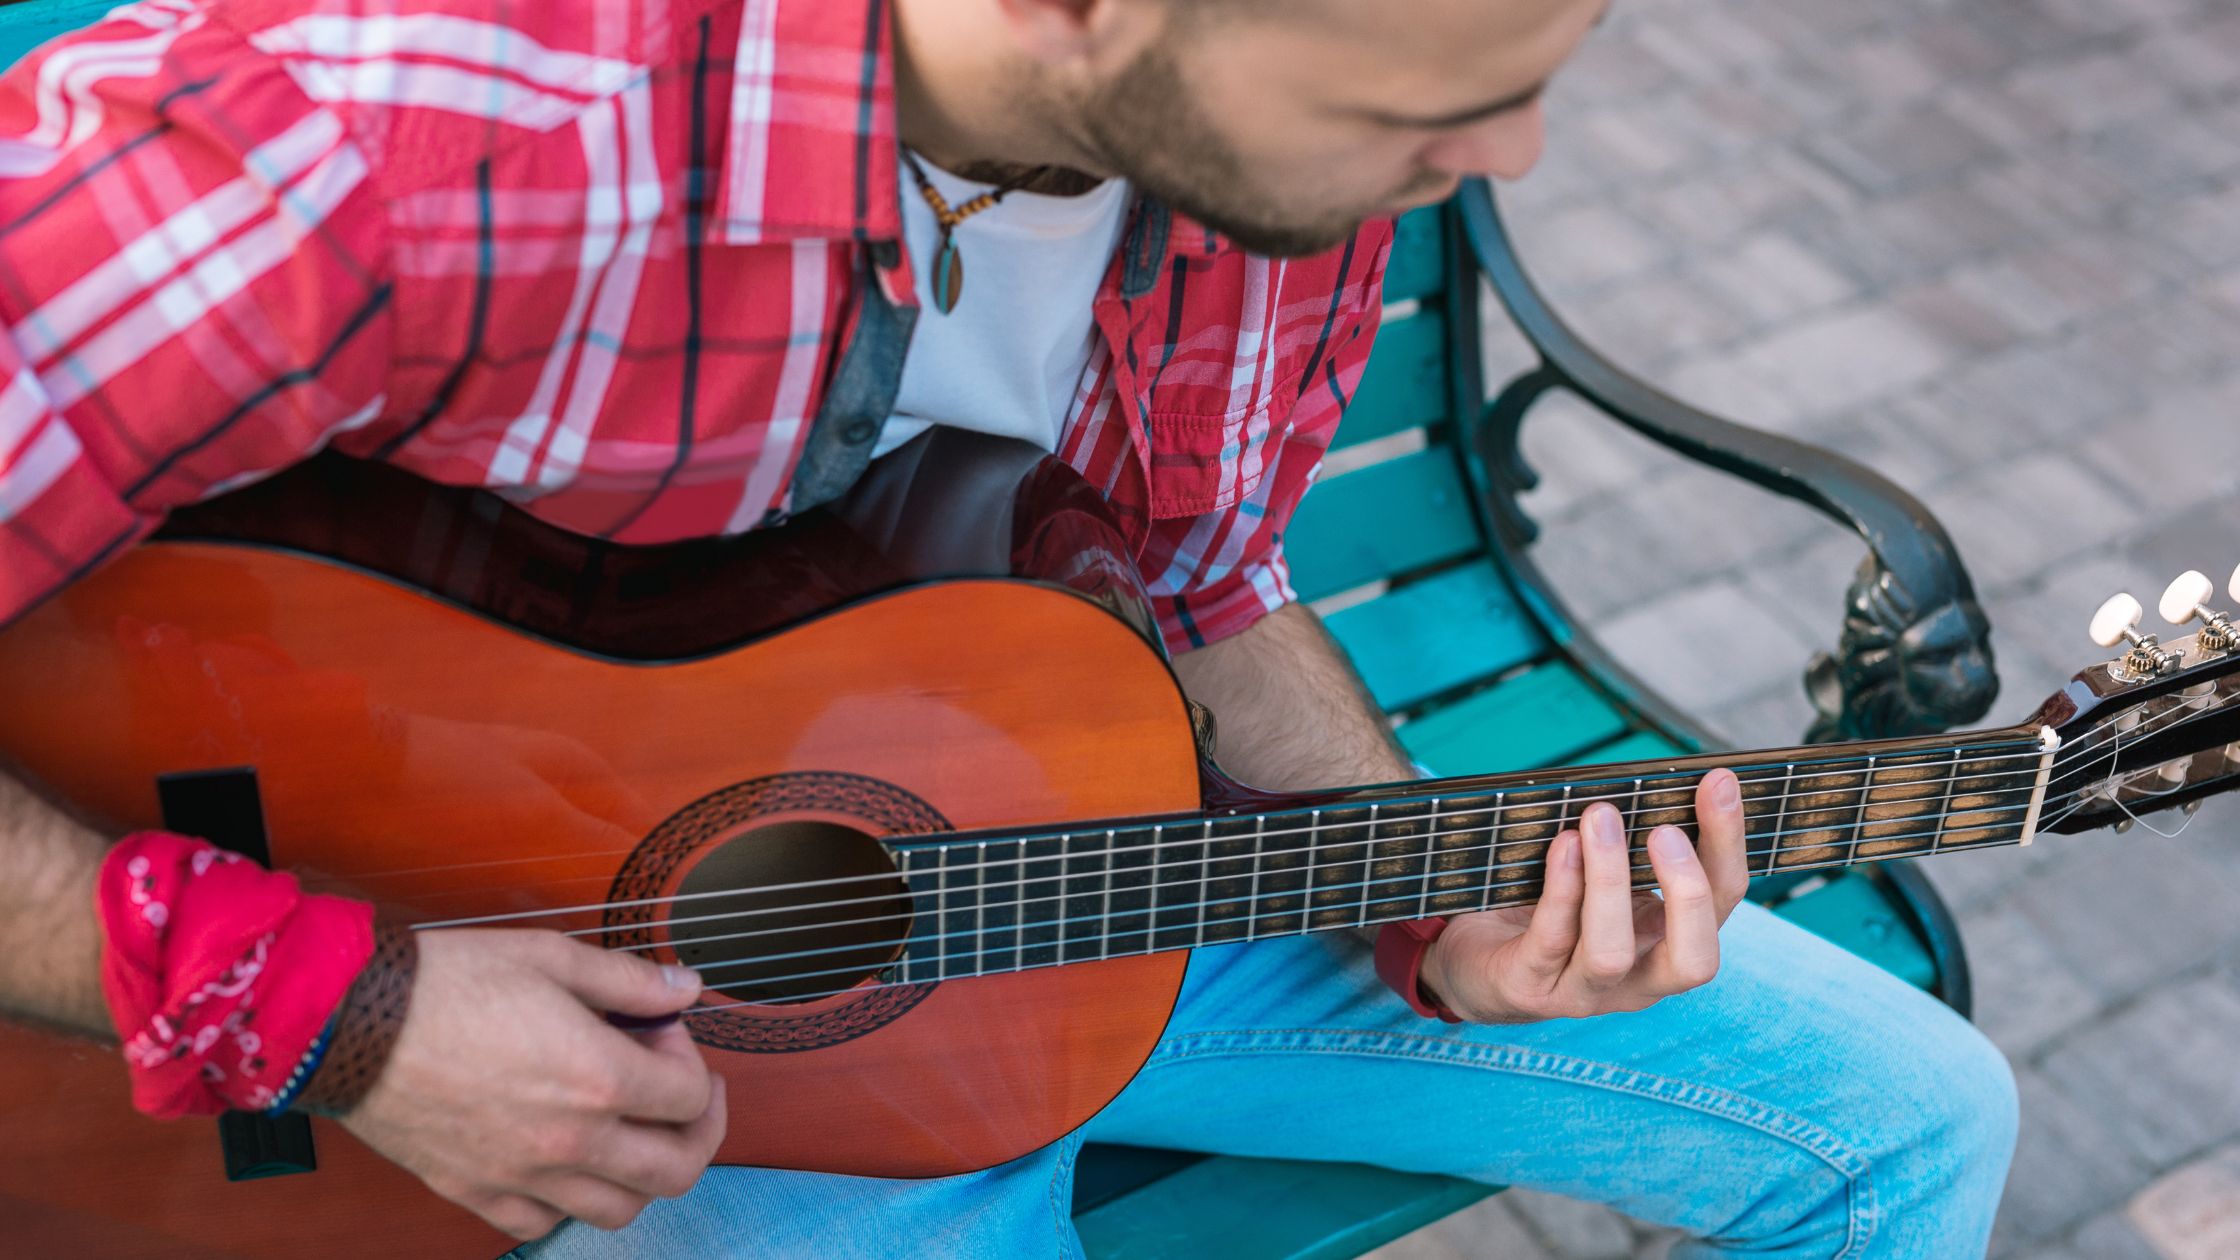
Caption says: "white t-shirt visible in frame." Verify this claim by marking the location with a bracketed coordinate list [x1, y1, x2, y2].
[874, 157, 1132, 459]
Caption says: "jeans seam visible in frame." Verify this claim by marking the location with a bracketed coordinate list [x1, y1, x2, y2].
[1142, 1027, 1878, 1258]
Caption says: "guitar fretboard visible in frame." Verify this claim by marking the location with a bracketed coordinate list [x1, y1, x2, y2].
[885, 732, 2052, 984]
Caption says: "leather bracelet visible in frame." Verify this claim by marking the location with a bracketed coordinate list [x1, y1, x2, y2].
[298, 922, 419, 1117]
[1373, 917, 1462, 1024]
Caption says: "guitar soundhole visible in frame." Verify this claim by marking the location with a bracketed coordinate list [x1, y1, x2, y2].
[669, 821, 912, 1005]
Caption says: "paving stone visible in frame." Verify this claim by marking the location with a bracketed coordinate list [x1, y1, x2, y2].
[2038, 973, 2240, 1168]
[1727, 303, 1960, 419]
[1598, 575, 1826, 714]
[2125, 1142, 2240, 1260]
[1993, 1066, 2162, 1247]
[1940, 235, 2172, 341]
[2062, 1210, 2166, 1260]
[1802, 102, 2007, 196]
[1366, 1193, 1557, 1260]
[1513, 202, 1674, 298]
[1693, 233, 1860, 329]
[1513, 390, 1678, 523]
[1567, 270, 1755, 370]
[2077, 375, 2240, 511]
[1503, 1189, 1637, 1259]
[1917, 452, 2145, 591]
[2006, 829, 2240, 998]
[1963, 900, 2104, 1058]
[2001, 49, 2180, 136]
[2080, 113, 2240, 199]
[1703, 681, 1820, 752]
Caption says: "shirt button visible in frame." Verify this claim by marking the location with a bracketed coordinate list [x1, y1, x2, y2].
[842, 420, 876, 444]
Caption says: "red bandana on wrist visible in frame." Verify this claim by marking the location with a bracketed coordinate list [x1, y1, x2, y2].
[96, 831, 374, 1118]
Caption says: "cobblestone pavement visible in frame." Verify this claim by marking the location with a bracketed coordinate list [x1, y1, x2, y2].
[1366, 0, 2240, 1256]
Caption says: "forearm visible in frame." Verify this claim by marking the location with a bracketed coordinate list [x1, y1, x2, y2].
[1170, 602, 1414, 792]
[0, 766, 114, 1038]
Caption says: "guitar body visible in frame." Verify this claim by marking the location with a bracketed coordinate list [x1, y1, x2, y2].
[0, 435, 1198, 1258]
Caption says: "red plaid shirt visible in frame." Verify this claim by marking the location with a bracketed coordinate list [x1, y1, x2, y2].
[0, 0, 1391, 652]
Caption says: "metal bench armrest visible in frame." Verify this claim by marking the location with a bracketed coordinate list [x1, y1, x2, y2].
[1455, 179, 1999, 745]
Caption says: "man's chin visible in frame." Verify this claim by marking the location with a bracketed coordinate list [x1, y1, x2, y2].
[1181, 209, 1371, 259]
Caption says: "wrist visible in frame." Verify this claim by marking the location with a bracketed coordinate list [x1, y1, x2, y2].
[1373, 916, 1462, 1023]
[297, 921, 419, 1116]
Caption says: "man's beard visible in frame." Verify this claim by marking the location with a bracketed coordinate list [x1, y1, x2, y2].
[1072, 44, 1379, 259]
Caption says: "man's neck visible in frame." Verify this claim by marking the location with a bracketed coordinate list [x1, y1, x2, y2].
[891, 0, 1114, 190]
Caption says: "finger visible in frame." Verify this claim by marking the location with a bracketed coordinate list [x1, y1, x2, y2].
[473, 1192, 567, 1242]
[533, 1172, 656, 1234]
[1695, 768, 1750, 918]
[541, 933, 706, 1019]
[1512, 830, 1585, 983]
[1640, 824, 1719, 993]
[1568, 803, 1638, 991]
[593, 1075, 727, 1199]
[608, 1025, 716, 1124]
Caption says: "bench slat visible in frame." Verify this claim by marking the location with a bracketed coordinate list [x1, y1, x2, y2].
[1334, 310, 1448, 452]
[1379, 210, 1447, 305]
[1397, 662, 1630, 775]
[1323, 560, 1545, 714]
[1285, 449, 1480, 602]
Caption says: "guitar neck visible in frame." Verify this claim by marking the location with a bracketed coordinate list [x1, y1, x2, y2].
[887, 725, 2060, 984]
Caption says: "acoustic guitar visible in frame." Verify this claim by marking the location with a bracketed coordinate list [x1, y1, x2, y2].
[0, 432, 2231, 1258]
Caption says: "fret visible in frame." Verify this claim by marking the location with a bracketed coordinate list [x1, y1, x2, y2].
[1485, 784, 1567, 911]
[1098, 829, 1116, 961]
[1356, 802, 1380, 928]
[1425, 792, 1498, 917]
[1013, 832, 1073, 970]
[1847, 755, 1877, 869]
[1145, 824, 1165, 954]
[1246, 814, 1266, 942]
[1853, 750, 1958, 860]
[1942, 748, 2036, 849]
[1756, 765, 1792, 878]
[1199, 814, 1261, 947]
[1102, 827, 1158, 957]
[894, 848, 937, 986]
[1151, 822, 1212, 952]
[1927, 748, 1962, 857]
[1773, 761, 1860, 871]
[1307, 804, 1375, 932]
[1055, 831, 1102, 967]
[1011, 836, 1035, 972]
[1416, 797, 1440, 920]
[1362, 796, 1434, 929]
[1629, 774, 1698, 892]
[931, 845, 950, 983]
[1252, 807, 1316, 940]
[971, 839, 993, 976]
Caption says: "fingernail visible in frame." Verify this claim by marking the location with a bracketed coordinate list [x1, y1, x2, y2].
[1587, 805, 1623, 849]
[1711, 770, 1741, 809]
[1649, 826, 1690, 861]
[662, 964, 704, 991]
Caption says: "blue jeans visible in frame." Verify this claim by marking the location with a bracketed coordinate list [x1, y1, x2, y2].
[523, 901, 2017, 1259]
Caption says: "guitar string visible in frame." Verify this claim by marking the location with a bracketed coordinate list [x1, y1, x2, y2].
[590, 688, 2215, 983]
[561, 760, 2057, 939]
[404, 688, 2221, 937]
[379, 739, 2054, 904]
[2037, 693, 2221, 830]
[680, 827, 2062, 1010]
[406, 741, 2053, 931]
[588, 789, 2046, 962]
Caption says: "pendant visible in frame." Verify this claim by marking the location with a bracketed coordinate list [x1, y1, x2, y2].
[932, 235, 963, 314]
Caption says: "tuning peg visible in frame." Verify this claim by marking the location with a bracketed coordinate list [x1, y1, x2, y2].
[2091, 593, 2143, 648]
[2230, 563, 2240, 605]
[2162, 570, 2239, 651]
[2092, 593, 2184, 677]
[2162, 571, 2216, 624]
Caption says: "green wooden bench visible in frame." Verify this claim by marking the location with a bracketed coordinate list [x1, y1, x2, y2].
[0, 12, 1999, 1257]
[1067, 188, 2000, 1258]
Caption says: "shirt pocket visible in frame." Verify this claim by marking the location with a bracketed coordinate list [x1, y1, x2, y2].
[1144, 360, 1309, 521]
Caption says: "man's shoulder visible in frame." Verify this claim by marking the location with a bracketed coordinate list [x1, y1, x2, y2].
[207, 0, 736, 65]
[192, 0, 742, 193]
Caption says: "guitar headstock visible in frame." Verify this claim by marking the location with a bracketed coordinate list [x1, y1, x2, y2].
[2037, 566, 2240, 835]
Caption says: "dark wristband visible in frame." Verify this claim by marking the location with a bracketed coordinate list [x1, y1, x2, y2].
[1374, 916, 1462, 1024]
[298, 922, 419, 1116]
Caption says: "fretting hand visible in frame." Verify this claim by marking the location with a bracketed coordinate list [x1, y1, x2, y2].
[1418, 769, 1749, 1024]
[338, 929, 726, 1241]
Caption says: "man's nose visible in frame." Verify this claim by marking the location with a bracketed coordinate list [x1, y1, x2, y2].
[1421, 99, 1547, 182]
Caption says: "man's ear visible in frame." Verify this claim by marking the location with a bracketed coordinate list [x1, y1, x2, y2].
[990, 0, 1163, 70]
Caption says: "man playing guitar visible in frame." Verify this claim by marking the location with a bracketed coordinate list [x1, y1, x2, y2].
[0, 0, 2017, 1255]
